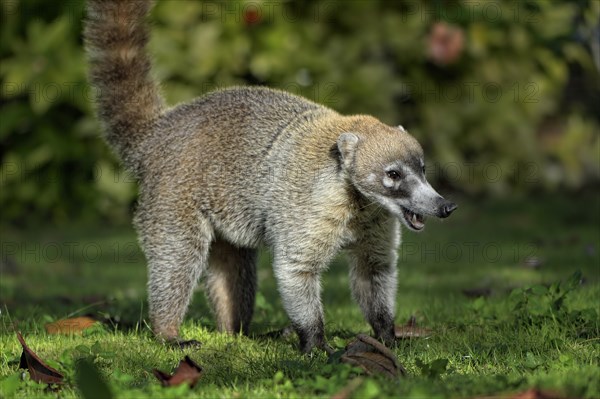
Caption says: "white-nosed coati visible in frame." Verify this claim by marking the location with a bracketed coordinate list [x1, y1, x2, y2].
[84, 0, 456, 353]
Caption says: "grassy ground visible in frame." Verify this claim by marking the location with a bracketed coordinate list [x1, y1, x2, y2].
[1, 191, 599, 398]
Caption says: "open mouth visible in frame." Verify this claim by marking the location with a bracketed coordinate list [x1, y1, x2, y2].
[401, 206, 425, 231]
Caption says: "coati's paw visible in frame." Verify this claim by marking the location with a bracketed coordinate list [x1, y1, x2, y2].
[167, 338, 202, 349]
[319, 341, 336, 355]
[298, 329, 330, 355]
[373, 321, 396, 347]
[156, 333, 202, 349]
[301, 338, 336, 357]
[377, 332, 397, 348]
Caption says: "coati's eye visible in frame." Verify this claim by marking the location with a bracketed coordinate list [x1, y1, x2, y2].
[422, 164, 426, 174]
[386, 170, 402, 180]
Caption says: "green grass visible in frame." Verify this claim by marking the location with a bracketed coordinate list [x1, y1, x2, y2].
[1, 192, 599, 398]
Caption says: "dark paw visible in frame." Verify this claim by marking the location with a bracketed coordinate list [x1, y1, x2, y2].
[372, 322, 395, 347]
[300, 340, 317, 354]
[380, 333, 397, 348]
[168, 338, 202, 349]
[299, 330, 333, 355]
[302, 340, 335, 355]
[299, 332, 320, 354]
[294, 319, 328, 354]
[320, 342, 335, 355]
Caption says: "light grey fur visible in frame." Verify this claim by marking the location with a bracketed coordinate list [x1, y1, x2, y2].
[84, 0, 456, 353]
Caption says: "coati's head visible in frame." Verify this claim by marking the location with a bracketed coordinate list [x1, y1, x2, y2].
[336, 123, 457, 231]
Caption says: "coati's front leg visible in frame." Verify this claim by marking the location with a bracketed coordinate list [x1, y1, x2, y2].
[348, 217, 401, 345]
[205, 239, 257, 335]
[272, 248, 330, 353]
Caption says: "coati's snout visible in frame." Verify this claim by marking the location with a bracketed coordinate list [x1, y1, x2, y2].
[437, 199, 457, 218]
[337, 125, 457, 231]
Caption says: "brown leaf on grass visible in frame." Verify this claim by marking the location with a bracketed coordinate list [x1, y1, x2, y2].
[153, 356, 203, 387]
[17, 332, 64, 385]
[394, 316, 433, 339]
[45, 316, 98, 335]
[339, 334, 406, 379]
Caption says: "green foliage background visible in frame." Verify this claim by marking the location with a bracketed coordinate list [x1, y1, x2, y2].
[1, 0, 599, 224]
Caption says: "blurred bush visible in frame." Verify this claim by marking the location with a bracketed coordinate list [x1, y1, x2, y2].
[1, 0, 598, 224]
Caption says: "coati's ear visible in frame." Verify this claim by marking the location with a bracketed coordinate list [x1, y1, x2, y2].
[336, 133, 360, 165]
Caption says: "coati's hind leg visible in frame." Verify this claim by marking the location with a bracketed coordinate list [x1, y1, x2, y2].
[205, 239, 257, 335]
[141, 213, 214, 345]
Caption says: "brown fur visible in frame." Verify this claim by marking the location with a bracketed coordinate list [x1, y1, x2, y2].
[84, 0, 164, 175]
[84, 0, 455, 353]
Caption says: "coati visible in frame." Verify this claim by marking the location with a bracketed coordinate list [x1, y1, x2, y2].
[84, 0, 457, 353]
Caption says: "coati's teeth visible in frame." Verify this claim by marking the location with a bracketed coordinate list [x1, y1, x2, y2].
[412, 213, 417, 223]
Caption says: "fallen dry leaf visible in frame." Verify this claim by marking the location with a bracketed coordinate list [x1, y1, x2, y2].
[153, 356, 203, 387]
[45, 316, 98, 335]
[17, 332, 64, 385]
[394, 316, 433, 339]
[339, 334, 406, 379]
